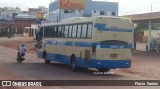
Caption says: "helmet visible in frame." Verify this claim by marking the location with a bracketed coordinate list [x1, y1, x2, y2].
[21, 44, 25, 46]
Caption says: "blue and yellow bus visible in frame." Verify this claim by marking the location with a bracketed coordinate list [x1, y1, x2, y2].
[36, 16, 133, 72]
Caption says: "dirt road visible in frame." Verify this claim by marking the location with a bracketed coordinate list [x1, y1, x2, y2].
[0, 37, 159, 89]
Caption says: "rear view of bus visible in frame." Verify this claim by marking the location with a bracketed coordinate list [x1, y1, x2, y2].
[92, 17, 133, 72]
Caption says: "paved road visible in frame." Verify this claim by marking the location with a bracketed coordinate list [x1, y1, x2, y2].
[0, 38, 159, 89]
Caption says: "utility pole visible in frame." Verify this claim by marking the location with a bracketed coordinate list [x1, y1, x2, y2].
[147, 4, 153, 51]
[151, 4, 152, 12]
[59, 9, 61, 22]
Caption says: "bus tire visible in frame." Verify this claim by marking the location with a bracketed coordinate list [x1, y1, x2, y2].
[98, 68, 110, 72]
[43, 50, 47, 59]
[70, 55, 78, 71]
[43, 50, 50, 64]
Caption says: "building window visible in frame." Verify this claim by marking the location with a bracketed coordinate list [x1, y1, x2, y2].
[100, 11, 105, 15]
[112, 12, 116, 16]
[64, 10, 75, 14]
[64, 10, 70, 13]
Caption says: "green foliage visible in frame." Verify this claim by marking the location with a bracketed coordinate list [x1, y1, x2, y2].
[135, 23, 148, 33]
[135, 23, 160, 33]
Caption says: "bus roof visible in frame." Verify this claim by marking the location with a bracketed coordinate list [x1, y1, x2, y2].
[41, 16, 130, 27]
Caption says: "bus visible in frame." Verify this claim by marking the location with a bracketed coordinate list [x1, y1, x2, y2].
[36, 16, 133, 72]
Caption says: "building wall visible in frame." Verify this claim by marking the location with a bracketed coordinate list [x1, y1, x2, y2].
[0, 6, 46, 37]
[49, 0, 60, 12]
[0, 18, 37, 37]
[48, 0, 118, 22]
[84, 0, 118, 16]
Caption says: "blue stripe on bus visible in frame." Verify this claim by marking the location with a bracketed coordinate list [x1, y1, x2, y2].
[46, 40, 53, 44]
[98, 44, 132, 48]
[94, 23, 133, 32]
[38, 52, 131, 68]
[64, 42, 72, 46]
[75, 42, 93, 47]
[45, 40, 132, 49]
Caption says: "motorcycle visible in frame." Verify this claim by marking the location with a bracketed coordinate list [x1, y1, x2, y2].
[16, 53, 25, 63]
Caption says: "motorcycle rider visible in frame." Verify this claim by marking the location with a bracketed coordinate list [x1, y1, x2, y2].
[17, 44, 26, 61]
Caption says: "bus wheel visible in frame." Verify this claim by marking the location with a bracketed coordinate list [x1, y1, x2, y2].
[98, 68, 110, 72]
[45, 59, 51, 64]
[70, 55, 78, 71]
[43, 50, 50, 64]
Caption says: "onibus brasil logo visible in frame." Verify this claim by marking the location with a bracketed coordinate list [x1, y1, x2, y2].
[1, 81, 42, 86]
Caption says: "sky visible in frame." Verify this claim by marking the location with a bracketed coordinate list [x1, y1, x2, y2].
[0, 0, 160, 15]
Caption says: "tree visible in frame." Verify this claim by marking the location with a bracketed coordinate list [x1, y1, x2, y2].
[135, 23, 148, 33]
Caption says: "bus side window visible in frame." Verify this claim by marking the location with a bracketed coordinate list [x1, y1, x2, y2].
[51, 26, 56, 37]
[40, 27, 43, 33]
[39, 27, 43, 38]
[44, 26, 49, 37]
[48, 26, 53, 38]
[64, 26, 69, 38]
[87, 24, 92, 38]
[57, 26, 62, 37]
[61, 26, 65, 38]
[55, 26, 58, 37]
[81, 24, 87, 38]
[68, 25, 73, 38]
[77, 25, 82, 38]
[50, 26, 56, 38]
[72, 25, 77, 38]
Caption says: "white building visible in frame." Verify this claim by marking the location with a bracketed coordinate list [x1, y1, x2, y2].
[0, 7, 21, 21]
[39, 6, 48, 14]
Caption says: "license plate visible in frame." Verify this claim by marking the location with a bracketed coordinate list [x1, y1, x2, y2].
[110, 54, 118, 59]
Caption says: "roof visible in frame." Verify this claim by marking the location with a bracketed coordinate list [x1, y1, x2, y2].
[61, 16, 129, 22]
[15, 13, 36, 19]
[121, 11, 160, 21]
